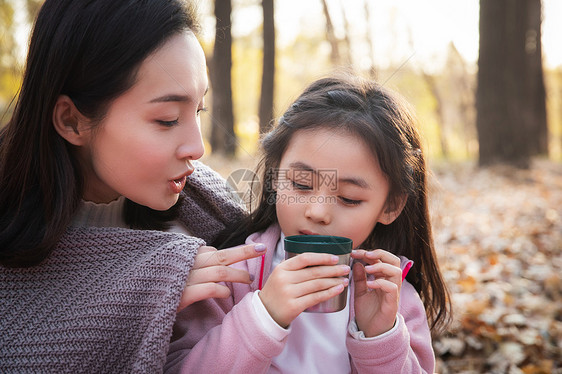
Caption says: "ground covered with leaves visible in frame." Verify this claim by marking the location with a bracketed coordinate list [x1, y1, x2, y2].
[430, 160, 562, 374]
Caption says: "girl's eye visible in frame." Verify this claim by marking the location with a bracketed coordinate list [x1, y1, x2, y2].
[291, 180, 312, 190]
[340, 196, 362, 206]
[156, 119, 179, 127]
[197, 106, 208, 116]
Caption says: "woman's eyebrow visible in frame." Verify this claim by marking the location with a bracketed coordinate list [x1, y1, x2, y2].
[149, 94, 189, 103]
[149, 87, 208, 104]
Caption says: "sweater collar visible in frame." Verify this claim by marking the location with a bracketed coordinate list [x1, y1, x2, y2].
[71, 196, 128, 228]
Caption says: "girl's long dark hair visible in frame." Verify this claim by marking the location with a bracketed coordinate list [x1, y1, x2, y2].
[0, 0, 199, 268]
[218, 74, 451, 332]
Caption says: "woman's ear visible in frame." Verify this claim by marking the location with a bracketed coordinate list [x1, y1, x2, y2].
[378, 194, 407, 225]
[52, 95, 89, 146]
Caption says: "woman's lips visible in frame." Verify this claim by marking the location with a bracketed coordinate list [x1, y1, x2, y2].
[169, 168, 194, 194]
[170, 176, 187, 194]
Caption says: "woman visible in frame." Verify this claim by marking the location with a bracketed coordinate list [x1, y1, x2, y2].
[0, 1, 263, 372]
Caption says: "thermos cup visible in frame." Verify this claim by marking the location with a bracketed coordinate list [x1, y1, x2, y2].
[284, 235, 353, 313]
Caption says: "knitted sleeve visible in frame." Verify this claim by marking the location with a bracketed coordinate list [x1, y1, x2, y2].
[0, 227, 202, 374]
[177, 161, 246, 244]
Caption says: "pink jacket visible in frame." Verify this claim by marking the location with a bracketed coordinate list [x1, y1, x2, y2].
[166, 224, 435, 373]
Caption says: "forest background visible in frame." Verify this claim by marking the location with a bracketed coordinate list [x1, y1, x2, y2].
[1, 0, 561, 373]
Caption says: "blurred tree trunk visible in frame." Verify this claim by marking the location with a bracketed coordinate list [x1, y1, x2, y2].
[449, 43, 477, 157]
[321, 0, 340, 66]
[526, 0, 548, 155]
[210, 0, 236, 156]
[258, 0, 275, 134]
[338, 0, 353, 67]
[364, 0, 377, 79]
[476, 0, 547, 168]
[422, 72, 449, 158]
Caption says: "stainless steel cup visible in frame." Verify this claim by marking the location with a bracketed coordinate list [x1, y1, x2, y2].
[284, 235, 353, 313]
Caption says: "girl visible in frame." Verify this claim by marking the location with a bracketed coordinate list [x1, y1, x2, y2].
[167, 75, 451, 373]
[0, 1, 264, 372]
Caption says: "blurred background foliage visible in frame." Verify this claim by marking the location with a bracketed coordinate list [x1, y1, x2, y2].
[1, 0, 561, 165]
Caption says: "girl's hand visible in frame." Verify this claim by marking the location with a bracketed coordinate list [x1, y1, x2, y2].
[177, 244, 266, 311]
[259, 253, 350, 328]
[351, 249, 402, 337]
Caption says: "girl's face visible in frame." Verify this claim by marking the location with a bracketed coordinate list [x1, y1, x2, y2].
[78, 32, 207, 210]
[275, 128, 400, 248]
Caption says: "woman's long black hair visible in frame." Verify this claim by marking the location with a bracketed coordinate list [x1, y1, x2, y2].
[0, 0, 199, 268]
[217, 74, 451, 332]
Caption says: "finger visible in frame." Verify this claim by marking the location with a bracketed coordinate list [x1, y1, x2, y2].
[282, 252, 340, 271]
[364, 262, 402, 282]
[366, 278, 399, 295]
[351, 249, 369, 259]
[193, 246, 218, 268]
[364, 249, 401, 267]
[292, 277, 349, 298]
[290, 264, 350, 284]
[295, 283, 346, 311]
[177, 283, 232, 311]
[194, 243, 266, 269]
[197, 245, 217, 254]
[351, 249, 380, 267]
[352, 262, 369, 297]
[187, 266, 253, 285]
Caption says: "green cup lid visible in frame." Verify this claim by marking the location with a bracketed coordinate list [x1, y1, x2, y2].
[284, 235, 353, 255]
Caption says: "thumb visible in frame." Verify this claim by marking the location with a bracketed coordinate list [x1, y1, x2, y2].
[352, 262, 369, 298]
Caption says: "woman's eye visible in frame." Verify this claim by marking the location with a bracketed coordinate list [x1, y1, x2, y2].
[197, 106, 208, 116]
[156, 119, 179, 127]
[340, 196, 362, 206]
[291, 181, 312, 190]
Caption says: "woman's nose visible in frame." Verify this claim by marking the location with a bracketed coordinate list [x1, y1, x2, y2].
[176, 123, 205, 161]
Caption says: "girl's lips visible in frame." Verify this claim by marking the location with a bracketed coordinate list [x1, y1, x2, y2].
[299, 230, 319, 235]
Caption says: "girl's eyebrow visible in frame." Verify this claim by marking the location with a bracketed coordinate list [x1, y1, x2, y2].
[338, 177, 370, 189]
[288, 161, 370, 189]
[288, 161, 314, 172]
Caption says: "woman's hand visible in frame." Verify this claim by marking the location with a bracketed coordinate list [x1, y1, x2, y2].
[177, 244, 267, 311]
[259, 253, 350, 328]
[351, 249, 402, 337]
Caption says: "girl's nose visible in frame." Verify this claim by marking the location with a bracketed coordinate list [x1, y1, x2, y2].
[304, 198, 332, 225]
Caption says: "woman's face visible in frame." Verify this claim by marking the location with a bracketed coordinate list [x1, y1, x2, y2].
[79, 31, 208, 210]
[275, 128, 401, 248]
